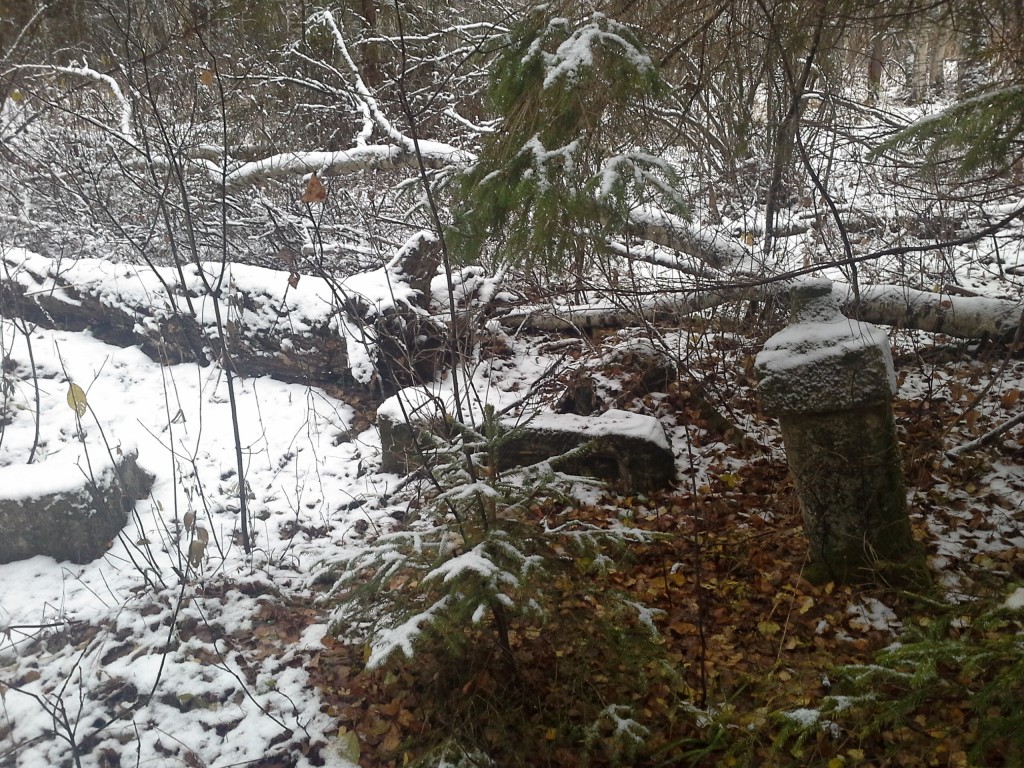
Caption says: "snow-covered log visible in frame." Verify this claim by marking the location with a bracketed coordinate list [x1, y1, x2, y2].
[223, 142, 476, 186]
[851, 285, 1024, 340]
[497, 281, 1024, 340]
[495, 289, 735, 332]
[628, 206, 750, 269]
[0, 249, 446, 391]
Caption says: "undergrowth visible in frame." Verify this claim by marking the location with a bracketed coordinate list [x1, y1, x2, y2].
[306, 339, 1024, 768]
[320, 405, 682, 766]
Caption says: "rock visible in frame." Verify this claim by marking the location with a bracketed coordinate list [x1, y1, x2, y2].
[495, 410, 675, 491]
[756, 281, 897, 416]
[0, 248, 447, 394]
[378, 388, 674, 491]
[756, 280, 921, 585]
[0, 449, 154, 564]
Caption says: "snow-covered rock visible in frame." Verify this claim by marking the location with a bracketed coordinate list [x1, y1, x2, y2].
[0, 447, 153, 564]
[755, 280, 896, 416]
[377, 388, 674, 490]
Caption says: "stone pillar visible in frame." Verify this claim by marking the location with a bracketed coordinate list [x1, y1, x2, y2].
[756, 280, 920, 585]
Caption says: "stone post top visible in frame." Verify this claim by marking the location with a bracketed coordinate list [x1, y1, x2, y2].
[755, 280, 897, 416]
[789, 278, 840, 322]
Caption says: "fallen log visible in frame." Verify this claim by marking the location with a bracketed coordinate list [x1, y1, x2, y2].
[0, 247, 447, 391]
[851, 284, 1023, 341]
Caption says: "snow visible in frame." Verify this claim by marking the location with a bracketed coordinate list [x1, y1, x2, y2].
[755, 281, 898, 414]
[757, 314, 894, 382]
[847, 598, 901, 634]
[365, 596, 451, 669]
[0, 441, 133, 501]
[534, 14, 653, 89]
[0, 315, 373, 767]
[424, 543, 519, 586]
[1004, 588, 1024, 610]
[4, 66, 1024, 763]
[378, 382, 670, 451]
[783, 707, 822, 727]
[224, 143, 475, 185]
[629, 205, 749, 267]
[5, 242, 1024, 765]
[527, 409, 671, 451]
[4, 247, 339, 334]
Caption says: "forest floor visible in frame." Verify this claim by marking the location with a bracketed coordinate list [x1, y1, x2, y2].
[4, 293, 1024, 767]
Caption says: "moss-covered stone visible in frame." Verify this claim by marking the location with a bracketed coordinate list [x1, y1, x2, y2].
[781, 405, 915, 584]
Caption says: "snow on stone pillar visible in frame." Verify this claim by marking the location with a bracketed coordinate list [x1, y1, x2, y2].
[756, 280, 919, 585]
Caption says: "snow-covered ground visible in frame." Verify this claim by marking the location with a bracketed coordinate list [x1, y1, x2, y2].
[0, 316, 380, 766]
[4, 233, 1024, 766]
[0, 255, 589, 766]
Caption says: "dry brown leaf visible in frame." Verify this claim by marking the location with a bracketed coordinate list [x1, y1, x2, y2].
[1000, 388, 1021, 409]
[188, 539, 206, 566]
[301, 173, 328, 203]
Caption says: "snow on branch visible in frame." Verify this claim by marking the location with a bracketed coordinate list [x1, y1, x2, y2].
[12, 62, 134, 142]
[315, 10, 414, 151]
[628, 205, 749, 269]
[424, 543, 520, 587]
[223, 143, 475, 186]
[222, 11, 479, 188]
[366, 595, 451, 668]
[535, 13, 653, 88]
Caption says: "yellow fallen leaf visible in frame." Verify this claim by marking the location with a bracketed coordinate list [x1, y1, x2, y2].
[67, 383, 88, 416]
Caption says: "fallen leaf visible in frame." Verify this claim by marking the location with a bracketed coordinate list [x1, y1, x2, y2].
[337, 730, 360, 763]
[67, 383, 88, 416]
[302, 173, 327, 203]
[1001, 388, 1021, 409]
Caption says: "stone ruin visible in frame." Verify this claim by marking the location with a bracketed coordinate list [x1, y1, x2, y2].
[756, 280, 922, 585]
[0, 448, 154, 564]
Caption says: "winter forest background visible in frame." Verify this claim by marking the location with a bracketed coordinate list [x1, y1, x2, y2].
[3, 1, 1024, 766]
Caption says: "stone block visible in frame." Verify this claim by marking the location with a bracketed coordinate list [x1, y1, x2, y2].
[756, 280, 919, 584]
[0, 449, 154, 564]
[377, 390, 674, 491]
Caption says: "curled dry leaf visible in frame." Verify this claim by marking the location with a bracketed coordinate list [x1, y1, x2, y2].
[1000, 388, 1021, 409]
[195, 527, 210, 544]
[301, 172, 328, 204]
[188, 539, 207, 567]
[183, 511, 196, 532]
